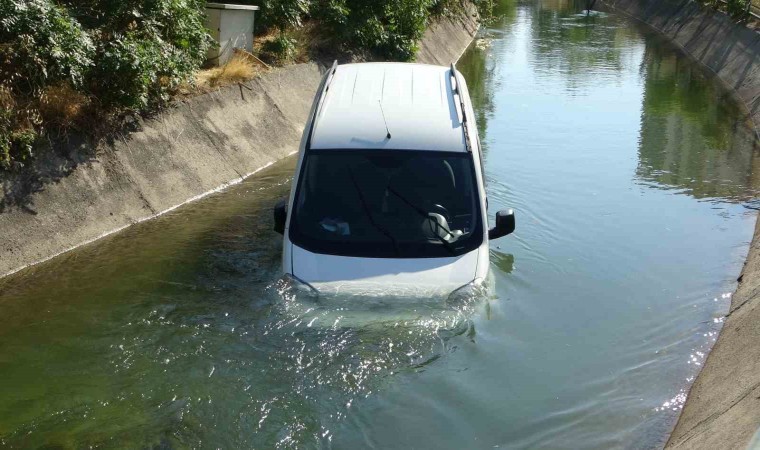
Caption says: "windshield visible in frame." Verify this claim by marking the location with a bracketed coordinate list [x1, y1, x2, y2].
[289, 150, 483, 258]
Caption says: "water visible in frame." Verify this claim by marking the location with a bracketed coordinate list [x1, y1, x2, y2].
[1, 1, 759, 448]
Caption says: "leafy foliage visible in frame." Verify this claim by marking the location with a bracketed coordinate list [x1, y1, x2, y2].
[430, 0, 470, 18]
[696, 0, 751, 21]
[0, 0, 212, 170]
[71, 0, 212, 109]
[261, 34, 298, 63]
[725, 0, 751, 19]
[0, 0, 482, 170]
[289, 0, 486, 60]
[309, 0, 435, 60]
[0, 97, 35, 170]
[0, 0, 95, 95]
[260, 0, 310, 32]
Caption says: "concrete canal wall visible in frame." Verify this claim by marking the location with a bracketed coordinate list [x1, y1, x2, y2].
[0, 63, 322, 278]
[0, 5, 479, 278]
[600, 0, 760, 448]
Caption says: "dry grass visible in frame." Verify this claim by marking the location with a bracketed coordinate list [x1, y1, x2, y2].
[288, 21, 330, 63]
[0, 85, 14, 110]
[195, 53, 260, 90]
[38, 83, 90, 131]
[1, 85, 41, 133]
[182, 22, 325, 97]
[254, 22, 329, 66]
[253, 28, 283, 54]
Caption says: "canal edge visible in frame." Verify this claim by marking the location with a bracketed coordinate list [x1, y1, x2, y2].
[0, 5, 481, 281]
[600, 0, 760, 448]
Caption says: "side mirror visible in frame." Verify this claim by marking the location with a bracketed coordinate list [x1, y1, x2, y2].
[273, 198, 288, 234]
[488, 209, 515, 240]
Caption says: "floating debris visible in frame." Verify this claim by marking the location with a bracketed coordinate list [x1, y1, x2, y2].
[475, 38, 492, 50]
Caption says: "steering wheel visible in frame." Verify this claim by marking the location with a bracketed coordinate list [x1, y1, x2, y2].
[425, 203, 455, 241]
[430, 204, 451, 223]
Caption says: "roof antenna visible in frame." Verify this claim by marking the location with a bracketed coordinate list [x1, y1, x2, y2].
[378, 100, 391, 139]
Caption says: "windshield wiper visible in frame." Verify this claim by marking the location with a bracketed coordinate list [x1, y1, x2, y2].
[348, 166, 400, 256]
[385, 186, 456, 255]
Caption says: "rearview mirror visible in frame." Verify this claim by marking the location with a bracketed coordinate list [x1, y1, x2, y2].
[488, 209, 515, 240]
[273, 198, 287, 234]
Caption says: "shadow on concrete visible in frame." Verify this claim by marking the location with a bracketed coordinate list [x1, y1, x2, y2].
[0, 135, 96, 215]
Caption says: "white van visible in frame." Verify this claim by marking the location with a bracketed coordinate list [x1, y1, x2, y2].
[274, 61, 515, 300]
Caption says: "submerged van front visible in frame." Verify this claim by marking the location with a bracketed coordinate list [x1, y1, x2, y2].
[274, 62, 515, 297]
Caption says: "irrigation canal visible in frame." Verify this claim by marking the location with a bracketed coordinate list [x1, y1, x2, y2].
[1, 0, 759, 448]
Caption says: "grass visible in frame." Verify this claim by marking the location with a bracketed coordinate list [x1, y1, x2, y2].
[1, 85, 37, 140]
[0, 86, 13, 110]
[187, 22, 325, 95]
[198, 53, 259, 87]
[286, 21, 330, 63]
[255, 22, 330, 66]
[38, 84, 90, 132]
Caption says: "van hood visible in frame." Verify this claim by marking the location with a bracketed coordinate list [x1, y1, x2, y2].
[291, 245, 480, 297]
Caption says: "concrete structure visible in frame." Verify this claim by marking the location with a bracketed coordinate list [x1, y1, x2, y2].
[417, 0, 480, 65]
[205, 3, 259, 66]
[601, 0, 760, 448]
[0, 5, 480, 279]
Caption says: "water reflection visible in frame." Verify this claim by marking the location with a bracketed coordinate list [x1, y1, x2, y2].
[530, 0, 638, 93]
[470, 0, 760, 205]
[0, 0, 758, 448]
[458, 41, 497, 144]
[636, 43, 760, 203]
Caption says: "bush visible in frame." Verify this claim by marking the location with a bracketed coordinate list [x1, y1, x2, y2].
[1, 0, 210, 110]
[0, 0, 479, 171]
[259, 0, 310, 32]
[0, 0, 95, 95]
[87, 0, 212, 109]
[39, 83, 90, 131]
[261, 35, 298, 64]
[0, 98, 36, 170]
[430, 0, 468, 18]
[725, 0, 750, 19]
[310, 0, 349, 28]
[696, 0, 751, 21]
[1, 128, 35, 170]
[312, 0, 434, 61]
[0, 0, 213, 170]
[309, 0, 496, 60]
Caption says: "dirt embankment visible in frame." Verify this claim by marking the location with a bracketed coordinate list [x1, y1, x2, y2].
[0, 5, 479, 278]
[601, 0, 760, 448]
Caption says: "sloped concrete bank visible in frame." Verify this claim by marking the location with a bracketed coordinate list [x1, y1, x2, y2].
[0, 63, 323, 278]
[0, 7, 479, 278]
[600, 0, 760, 448]
[418, 1, 480, 65]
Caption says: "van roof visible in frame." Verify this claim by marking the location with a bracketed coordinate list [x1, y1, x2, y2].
[309, 63, 467, 152]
